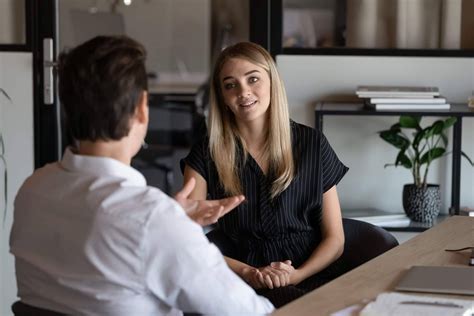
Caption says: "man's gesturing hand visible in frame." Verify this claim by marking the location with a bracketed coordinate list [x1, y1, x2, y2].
[174, 177, 245, 226]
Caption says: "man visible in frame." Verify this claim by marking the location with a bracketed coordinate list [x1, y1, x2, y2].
[10, 36, 274, 315]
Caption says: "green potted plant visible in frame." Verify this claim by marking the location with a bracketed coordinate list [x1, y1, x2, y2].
[378, 115, 473, 223]
[0, 88, 11, 224]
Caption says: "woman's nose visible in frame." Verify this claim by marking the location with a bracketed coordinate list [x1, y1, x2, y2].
[238, 84, 250, 97]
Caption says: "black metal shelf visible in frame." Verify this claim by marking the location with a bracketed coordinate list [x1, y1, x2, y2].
[315, 102, 474, 215]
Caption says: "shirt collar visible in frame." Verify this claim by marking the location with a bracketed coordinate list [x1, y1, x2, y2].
[60, 147, 147, 186]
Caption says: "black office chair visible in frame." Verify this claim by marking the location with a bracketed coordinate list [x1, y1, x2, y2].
[133, 93, 196, 194]
[337, 218, 399, 272]
[206, 218, 399, 279]
[133, 146, 175, 194]
[11, 301, 66, 316]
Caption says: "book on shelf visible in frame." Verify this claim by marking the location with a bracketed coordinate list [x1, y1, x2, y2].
[367, 96, 447, 104]
[366, 103, 451, 111]
[356, 85, 440, 98]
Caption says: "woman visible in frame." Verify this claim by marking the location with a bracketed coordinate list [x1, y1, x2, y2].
[181, 42, 348, 306]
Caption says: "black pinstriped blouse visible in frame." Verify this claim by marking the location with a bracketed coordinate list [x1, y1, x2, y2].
[181, 121, 348, 268]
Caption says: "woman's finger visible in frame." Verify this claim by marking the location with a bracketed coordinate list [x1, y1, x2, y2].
[256, 270, 265, 288]
[270, 271, 281, 288]
[264, 274, 273, 289]
[271, 261, 293, 273]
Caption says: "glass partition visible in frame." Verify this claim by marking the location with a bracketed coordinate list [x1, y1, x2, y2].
[58, 0, 211, 91]
[0, 0, 26, 45]
[282, 0, 474, 51]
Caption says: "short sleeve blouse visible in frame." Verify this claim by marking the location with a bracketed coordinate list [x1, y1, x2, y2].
[181, 121, 348, 267]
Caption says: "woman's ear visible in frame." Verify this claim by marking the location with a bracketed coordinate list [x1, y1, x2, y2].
[136, 91, 149, 125]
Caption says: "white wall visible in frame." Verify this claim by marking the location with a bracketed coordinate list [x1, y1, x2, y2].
[0, 52, 34, 316]
[277, 55, 474, 214]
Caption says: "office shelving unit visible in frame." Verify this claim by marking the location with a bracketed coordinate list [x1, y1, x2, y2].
[315, 102, 474, 226]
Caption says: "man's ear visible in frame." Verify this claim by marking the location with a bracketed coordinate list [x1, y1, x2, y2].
[136, 91, 149, 124]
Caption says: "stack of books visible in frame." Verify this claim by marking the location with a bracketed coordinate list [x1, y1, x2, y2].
[356, 85, 451, 110]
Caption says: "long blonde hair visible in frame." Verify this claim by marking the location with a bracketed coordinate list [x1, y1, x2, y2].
[209, 42, 294, 199]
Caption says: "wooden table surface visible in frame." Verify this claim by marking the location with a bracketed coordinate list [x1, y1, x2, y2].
[273, 216, 474, 316]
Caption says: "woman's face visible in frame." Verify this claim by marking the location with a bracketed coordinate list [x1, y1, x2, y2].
[219, 57, 271, 125]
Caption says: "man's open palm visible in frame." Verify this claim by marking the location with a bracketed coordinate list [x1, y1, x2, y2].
[174, 178, 245, 226]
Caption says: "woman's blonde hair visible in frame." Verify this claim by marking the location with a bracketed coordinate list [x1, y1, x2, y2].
[209, 42, 294, 198]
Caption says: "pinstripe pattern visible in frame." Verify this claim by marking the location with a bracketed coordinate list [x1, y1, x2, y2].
[181, 121, 348, 305]
[181, 121, 348, 307]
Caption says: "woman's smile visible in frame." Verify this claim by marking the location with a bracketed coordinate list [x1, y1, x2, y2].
[239, 98, 257, 108]
[219, 57, 271, 124]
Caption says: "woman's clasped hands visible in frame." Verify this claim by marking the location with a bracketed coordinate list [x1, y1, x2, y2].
[241, 260, 302, 289]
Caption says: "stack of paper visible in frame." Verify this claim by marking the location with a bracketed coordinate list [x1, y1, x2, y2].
[356, 86, 450, 111]
[360, 292, 474, 316]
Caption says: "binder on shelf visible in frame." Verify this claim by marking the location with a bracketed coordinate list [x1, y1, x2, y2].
[356, 85, 440, 98]
[367, 103, 451, 111]
[368, 96, 447, 104]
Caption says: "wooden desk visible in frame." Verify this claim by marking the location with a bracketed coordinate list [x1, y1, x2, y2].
[273, 216, 474, 316]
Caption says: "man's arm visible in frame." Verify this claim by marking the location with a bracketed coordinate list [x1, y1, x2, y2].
[144, 198, 274, 314]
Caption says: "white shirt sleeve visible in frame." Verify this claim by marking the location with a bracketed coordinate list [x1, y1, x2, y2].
[143, 197, 274, 315]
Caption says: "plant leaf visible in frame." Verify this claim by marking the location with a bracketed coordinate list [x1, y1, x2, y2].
[440, 132, 448, 147]
[413, 128, 428, 148]
[431, 120, 445, 135]
[395, 151, 412, 169]
[379, 131, 410, 149]
[390, 123, 401, 133]
[420, 147, 446, 164]
[461, 151, 474, 167]
[399, 116, 421, 130]
[444, 117, 456, 129]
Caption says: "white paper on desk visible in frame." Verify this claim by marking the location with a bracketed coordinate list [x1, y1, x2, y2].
[360, 292, 474, 316]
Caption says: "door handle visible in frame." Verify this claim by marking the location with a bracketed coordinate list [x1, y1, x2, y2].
[43, 38, 56, 105]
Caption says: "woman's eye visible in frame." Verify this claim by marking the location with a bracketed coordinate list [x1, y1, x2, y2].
[249, 77, 259, 83]
[224, 82, 236, 90]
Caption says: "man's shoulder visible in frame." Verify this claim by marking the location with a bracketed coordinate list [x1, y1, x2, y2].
[17, 162, 62, 193]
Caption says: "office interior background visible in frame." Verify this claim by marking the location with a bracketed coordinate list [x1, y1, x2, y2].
[1, 0, 473, 314]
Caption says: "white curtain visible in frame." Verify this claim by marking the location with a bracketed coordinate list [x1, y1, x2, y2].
[346, 0, 465, 49]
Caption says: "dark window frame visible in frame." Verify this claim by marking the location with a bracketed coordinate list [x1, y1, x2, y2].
[250, 0, 474, 58]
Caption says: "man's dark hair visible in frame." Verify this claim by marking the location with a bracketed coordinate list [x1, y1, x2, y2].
[58, 35, 148, 141]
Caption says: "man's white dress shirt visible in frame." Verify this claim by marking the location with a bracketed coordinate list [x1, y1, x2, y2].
[10, 148, 273, 315]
